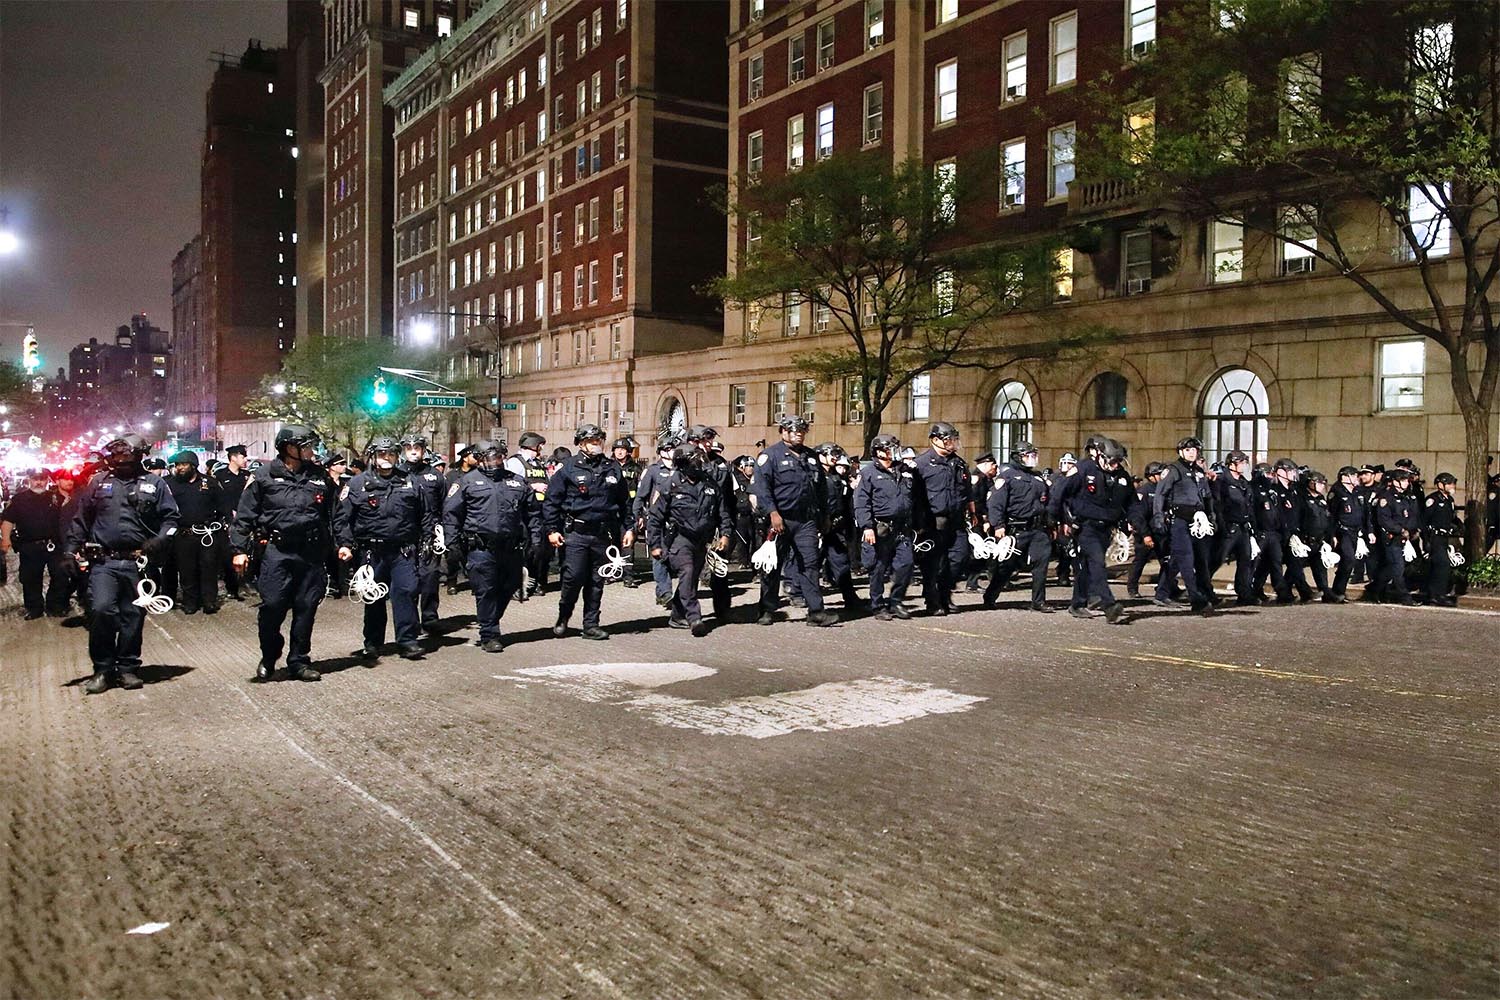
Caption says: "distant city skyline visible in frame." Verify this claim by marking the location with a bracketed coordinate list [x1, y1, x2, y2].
[0, 1, 285, 372]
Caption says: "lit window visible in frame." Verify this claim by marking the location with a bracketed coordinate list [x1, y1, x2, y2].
[1412, 20, 1453, 112]
[935, 159, 956, 222]
[863, 84, 883, 144]
[1124, 99, 1155, 163]
[866, 0, 885, 47]
[816, 103, 834, 160]
[437, 14, 452, 36]
[1406, 182, 1450, 258]
[935, 60, 957, 124]
[1047, 123, 1075, 200]
[613, 186, 625, 231]
[751, 0, 764, 21]
[748, 54, 764, 101]
[1279, 206, 1317, 274]
[909, 373, 931, 421]
[612, 253, 625, 298]
[747, 130, 764, 176]
[1127, 0, 1155, 58]
[1210, 219, 1244, 283]
[1001, 138, 1025, 210]
[1003, 32, 1027, 101]
[817, 19, 835, 70]
[1378, 340, 1426, 410]
[789, 35, 806, 81]
[937, 0, 957, 23]
[403, 7, 419, 29]
[1054, 247, 1073, 301]
[787, 114, 805, 169]
[1050, 12, 1077, 87]
[1281, 54, 1321, 141]
[616, 0, 627, 28]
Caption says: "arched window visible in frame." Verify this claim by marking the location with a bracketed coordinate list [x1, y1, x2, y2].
[660, 396, 687, 440]
[989, 381, 1033, 458]
[1089, 371, 1128, 420]
[1199, 368, 1268, 463]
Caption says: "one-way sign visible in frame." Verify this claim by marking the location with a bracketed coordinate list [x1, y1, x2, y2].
[415, 393, 466, 408]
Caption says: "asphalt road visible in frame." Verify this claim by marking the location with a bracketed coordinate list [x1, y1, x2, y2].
[2, 572, 1496, 999]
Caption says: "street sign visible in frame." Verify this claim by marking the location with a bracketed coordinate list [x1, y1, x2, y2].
[618, 413, 635, 433]
[501, 401, 518, 411]
[415, 393, 466, 409]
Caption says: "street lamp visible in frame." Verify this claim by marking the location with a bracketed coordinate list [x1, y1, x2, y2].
[0, 206, 19, 256]
[406, 309, 507, 424]
[410, 319, 436, 344]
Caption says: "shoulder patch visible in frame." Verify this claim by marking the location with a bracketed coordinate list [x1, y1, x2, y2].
[339, 485, 350, 501]
[756, 453, 768, 467]
[447, 482, 461, 498]
[139, 483, 156, 494]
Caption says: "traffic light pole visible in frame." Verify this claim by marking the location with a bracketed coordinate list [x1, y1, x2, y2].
[375, 366, 503, 423]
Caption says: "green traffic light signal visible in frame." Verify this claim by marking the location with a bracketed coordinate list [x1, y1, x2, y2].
[371, 376, 389, 408]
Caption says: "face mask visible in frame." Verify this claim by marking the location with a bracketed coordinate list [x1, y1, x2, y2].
[375, 458, 395, 471]
[520, 448, 537, 461]
[1022, 455, 1038, 469]
[582, 442, 604, 457]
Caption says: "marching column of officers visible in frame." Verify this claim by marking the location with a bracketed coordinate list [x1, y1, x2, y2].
[8, 417, 1495, 694]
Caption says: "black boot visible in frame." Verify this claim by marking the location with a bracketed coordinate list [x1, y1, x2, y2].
[83, 670, 112, 695]
[117, 670, 144, 690]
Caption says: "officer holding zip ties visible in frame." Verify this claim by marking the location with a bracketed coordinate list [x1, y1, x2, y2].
[443, 440, 541, 652]
[684, 425, 736, 622]
[164, 450, 229, 616]
[648, 445, 728, 637]
[980, 441, 1052, 612]
[853, 434, 924, 620]
[335, 436, 437, 663]
[543, 423, 634, 640]
[65, 434, 181, 695]
[231, 425, 336, 683]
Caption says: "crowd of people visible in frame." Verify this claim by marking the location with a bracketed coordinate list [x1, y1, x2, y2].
[3, 418, 1496, 696]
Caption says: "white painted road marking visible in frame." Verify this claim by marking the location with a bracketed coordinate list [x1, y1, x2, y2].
[499, 664, 986, 738]
[126, 922, 171, 935]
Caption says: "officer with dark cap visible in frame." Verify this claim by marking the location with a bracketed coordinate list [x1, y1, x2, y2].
[966, 452, 999, 591]
[336, 436, 434, 661]
[611, 437, 644, 588]
[1292, 470, 1336, 602]
[1423, 472, 1462, 606]
[231, 425, 336, 682]
[752, 414, 837, 626]
[1251, 459, 1293, 602]
[1353, 463, 1382, 587]
[1328, 465, 1366, 602]
[1209, 450, 1258, 604]
[855, 434, 925, 619]
[506, 431, 552, 596]
[65, 434, 181, 694]
[1, 469, 69, 618]
[396, 433, 445, 631]
[648, 444, 728, 636]
[684, 425, 737, 619]
[913, 421, 971, 616]
[444, 440, 541, 651]
[543, 423, 635, 639]
[982, 441, 1052, 611]
[1049, 436, 1129, 622]
[164, 449, 228, 615]
[634, 435, 680, 606]
[443, 443, 481, 594]
[814, 441, 862, 610]
[1126, 460, 1167, 600]
[1152, 436, 1217, 611]
[214, 444, 253, 600]
[1372, 465, 1419, 605]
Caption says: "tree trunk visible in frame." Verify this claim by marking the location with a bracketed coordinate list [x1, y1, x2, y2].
[1458, 396, 1493, 562]
[862, 414, 882, 458]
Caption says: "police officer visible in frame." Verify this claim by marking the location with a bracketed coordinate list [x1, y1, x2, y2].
[729, 455, 757, 566]
[164, 450, 228, 615]
[1327, 465, 1366, 603]
[965, 452, 999, 591]
[543, 424, 635, 640]
[854, 434, 923, 620]
[231, 425, 336, 682]
[982, 442, 1052, 611]
[1125, 461, 1166, 600]
[444, 441, 540, 652]
[1291, 471, 1336, 601]
[1372, 466, 1419, 605]
[611, 437, 644, 588]
[648, 445, 728, 637]
[1251, 461, 1291, 602]
[913, 422, 971, 616]
[214, 444, 252, 600]
[1152, 436, 1217, 611]
[397, 434, 445, 631]
[815, 442, 862, 609]
[443, 444, 480, 594]
[336, 437, 434, 662]
[65, 435, 181, 694]
[1211, 451, 1258, 604]
[1, 470, 69, 618]
[684, 426, 736, 619]
[507, 431, 552, 596]
[1049, 436, 1129, 622]
[1052, 452, 1079, 587]
[1423, 472, 1461, 606]
[752, 414, 836, 626]
[634, 436, 680, 607]
[1486, 458, 1498, 552]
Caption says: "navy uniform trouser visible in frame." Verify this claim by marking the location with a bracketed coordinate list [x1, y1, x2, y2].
[761, 516, 824, 613]
[363, 547, 421, 646]
[415, 550, 441, 625]
[88, 558, 145, 671]
[172, 529, 221, 612]
[18, 540, 69, 615]
[862, 529, 914, 612]
[1216, 524, 1256, 599]
[1071, 522, 1117, 609]
[667, 537, 707, 623]
[1253, 530, 1288, 598]
[1128, 537, 1162, 593]
[983, 528, 1050, 605]
[1158, 518, 1211, 603]
[258, 543, 327, 669]
[1286, 542, 1330, 598]
[467, 545, 523, 641]
[528, 532, 554, 590]
[822, 528, 859, 601]
[919, 521, 969, 611]
[558, 530, 612, 628]
[1426, 534, 1453, 600]
[1331, 529, 1360, 597]
[1376, 539, 1408, 598]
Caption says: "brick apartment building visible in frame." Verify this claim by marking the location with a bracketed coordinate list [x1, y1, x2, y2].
[173, 41, 297, 441]
[383, 0, 729, 447]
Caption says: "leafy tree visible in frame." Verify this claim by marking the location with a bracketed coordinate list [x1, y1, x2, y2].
[1082, 0, 1498, 555]
[711, 153, 1110, 454]
[244, 337, 434, 457]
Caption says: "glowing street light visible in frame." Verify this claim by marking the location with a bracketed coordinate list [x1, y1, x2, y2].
[410, 319, 436, 344]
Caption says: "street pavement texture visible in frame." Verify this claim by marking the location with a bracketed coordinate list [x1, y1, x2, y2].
[2, 576, 1497, 999]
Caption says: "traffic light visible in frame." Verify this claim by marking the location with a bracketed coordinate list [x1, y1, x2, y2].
[21, 330, 39, 374]
[371, 376, 389, 409]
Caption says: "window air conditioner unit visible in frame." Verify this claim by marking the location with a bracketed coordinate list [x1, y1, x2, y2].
[749, 83, 763, 100]
[1284, 256, 1315, 274]
[790, 66, 805, 82]
[1130, 39, 1156, 59]
[1005, 84, 1026, 100]
[819, 54, 833, 70]
[865, 127, 882, 143]
[1126, 277, 1152, 294]
[751, 7, 763, 20]
[1003, 193, 1022, 209]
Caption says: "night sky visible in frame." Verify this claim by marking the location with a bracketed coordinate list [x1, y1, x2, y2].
[0, 0, 286, 374]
